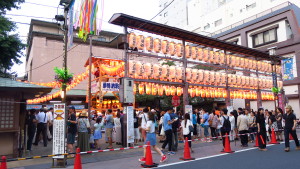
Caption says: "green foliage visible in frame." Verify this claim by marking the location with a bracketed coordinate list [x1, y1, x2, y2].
[192, 64, 214, 71]
[162, 60, 176, 66]
[0, 0, 25, 77]
[54, 67, 73, 86]
[271, 87, 281, 94]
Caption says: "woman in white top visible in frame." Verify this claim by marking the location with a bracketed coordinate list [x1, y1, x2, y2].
[94, 117, 103, 150]
[114, 112, 122, 145]
[181, 113, 193, 152]
[229, 112, 236, 141]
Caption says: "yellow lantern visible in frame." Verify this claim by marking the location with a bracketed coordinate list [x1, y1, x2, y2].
[161, 40, 169, 54]
[128, 33, 136, 48]
[164, 86, 171, 96]
[146, 83, 152, 95]
[169, 42, 176, 56]
[158, 85, 164, 96]
[185, 45, 191, 58]
[191, 47, 197, 60]
[200, 89, 206, 97]
[240, 58, 245, 68]
[134, 61, 142, 78]
[203, 71, 210, 85]
[170, 86, 176, 96]
[136, 35, 144, 50]
[257, 61, 262, 71]
[236, 75, 241, 86]
[138, 83, 145, 94]
[145, 36, 153, 52]
[215, 72, 221, 84]
[176, 43, 183, 57]
[152, 84, 158, 95]
[248, 59, 253, 70]
[177, 87, 183, 96]
[245, 77, 250, 87]
[221, 73, 226, 85]
[153, 38, 161, 53]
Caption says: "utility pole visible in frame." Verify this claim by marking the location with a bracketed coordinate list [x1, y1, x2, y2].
[88, 35, 93, 117]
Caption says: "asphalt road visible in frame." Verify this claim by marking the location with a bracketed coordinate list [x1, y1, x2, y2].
[157, 141, 300, 169]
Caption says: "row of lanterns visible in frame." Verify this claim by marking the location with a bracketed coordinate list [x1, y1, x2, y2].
[128, 33, 282, 74]
[134, 82, 275, 100]
[128, 61, 283, 89]
[26, 71, 89, 104]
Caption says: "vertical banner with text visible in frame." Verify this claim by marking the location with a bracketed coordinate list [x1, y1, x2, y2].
[53, 104, 66, 159]
[126, 106, 134, 144]
[185, 105, 193, 121]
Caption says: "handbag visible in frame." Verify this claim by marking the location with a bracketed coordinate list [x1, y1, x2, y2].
[189, 125, 194, 133]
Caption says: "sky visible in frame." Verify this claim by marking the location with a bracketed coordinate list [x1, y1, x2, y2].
[6, 0, 159, 77]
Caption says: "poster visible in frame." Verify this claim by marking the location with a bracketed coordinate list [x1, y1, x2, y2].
[126, 106, 134, 144]
[282, 57, 297, 81]
[185, 105, 193, 120]
[53, 104, 66, 159]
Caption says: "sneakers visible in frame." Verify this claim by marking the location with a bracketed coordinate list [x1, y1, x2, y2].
[160, 155, 167, 162]
[284, 147, 290, 152]
[168, 151, 176, 155]
[139, 157, 146, 162]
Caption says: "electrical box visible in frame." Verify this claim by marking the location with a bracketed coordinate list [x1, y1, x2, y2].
[119, 78, 134, 103]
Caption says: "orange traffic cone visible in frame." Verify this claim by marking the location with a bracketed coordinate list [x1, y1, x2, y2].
[269, 128, 279, 144]
[289, 134, 293, 140]
[221, 133, 234, 153]
[180, 137, 195, 161]
[74, 148, 82, 169]
[259, 134, 266, 145]
[1, 156, 7, 169]
[254, 135, 259, 147]
[141, 141, 158, 168]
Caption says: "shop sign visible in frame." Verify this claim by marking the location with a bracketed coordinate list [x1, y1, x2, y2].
[101, 82, 120, 91]
[185, 105, 193, 120]
[126, 106, 134, 144]
[53, 104, 66, 159]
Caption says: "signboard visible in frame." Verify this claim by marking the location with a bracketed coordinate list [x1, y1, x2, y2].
[172, 96, 180, 107]
[282, 57, 297, 81]
[272, 72, 278, 88]
[278, 94, 285, 111]
[101, 82, 120, 91]
[185, 105, 193, 121]
[53, 104, 66, 159]
[126, 106, 134, 144]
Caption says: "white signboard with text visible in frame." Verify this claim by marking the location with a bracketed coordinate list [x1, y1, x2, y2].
[53, 104, 66, 159]
[126, 106, 134, 144]
[185, 105, 193, 121]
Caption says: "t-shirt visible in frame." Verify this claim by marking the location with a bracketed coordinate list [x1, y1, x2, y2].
[26, 114, 36, 128]
[139, 113, 148, 129]
[256, 114, 266, 131]
[283, 113, 296, 129]
[68, 113, 77, 134]
[203, 113, 209, 126]
[105, 114, 114, 128]
[134, 116, 139, 128]
[163, 113, 172, 131]
[146, 121, 155, 133]
[192, 114, 197, 125]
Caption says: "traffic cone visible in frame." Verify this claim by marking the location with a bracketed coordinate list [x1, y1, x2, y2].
[259, 134, 266, 145]
[180, 137, 195, 161]
[254, 135, 259, 147]
[74, 148, 82, 169]
[289, 134, 293, 140]
[1, 156, 7, 169]
[221, 133, 234, 153]
[141, 141, 158, 168]
[269, 128, 279, 144]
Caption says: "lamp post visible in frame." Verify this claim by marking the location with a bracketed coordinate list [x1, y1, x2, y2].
[268, 46, 278, 109]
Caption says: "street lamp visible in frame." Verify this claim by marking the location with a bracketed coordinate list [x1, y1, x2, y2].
[268, 46, 279, 109]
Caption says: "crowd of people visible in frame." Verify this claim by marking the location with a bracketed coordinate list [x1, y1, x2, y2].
[25, 104, 300, 161]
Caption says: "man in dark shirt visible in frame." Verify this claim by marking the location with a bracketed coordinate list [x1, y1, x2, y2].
[283, 105, 300, 152]
[67, 106, 77, 154]
[26, 109, 37, 151]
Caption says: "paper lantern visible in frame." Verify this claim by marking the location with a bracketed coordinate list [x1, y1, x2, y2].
[186, 68, 192, 82]
[177, 87, 183, 96]
[164, 86, 171, 96]
[223, 90, 227, 98]
[197, 70, 204, 84]
[169, 66, 176, 79]
[267, 63, 272, 73]
[161, 65, 169, 80]
[209, 72, 215, 84]
[253, 78, 258, 88]
[129, 61, 135, 76]
[215, 72, 221, 84]
[152, 64, 160, 79]
[230, 56, 236, 67]
[206, 89, 211, 98]
[169, 42, 176, 56]
[161, 40, 169, 54]
[252, 60, 257, 70]
[145, 83, 152, 95]
[257, 61, 262, 71]
[210, 89, 215, 98]
[214, 52, 220, 64]
[240, 58, 244, 68]
[152, 84, 158, 95]
[209, 51, 214, 63]
[219, 52, 225, 64]
[170, 86, 176, 96]
[200, 89, 206, 97]
[191, 88, 196, 97]
[158, 85, 164, 96]
[176, 43, 183, 57]
[185, 45, 191, 58]
[138, 83, 145, 94]
[203, 71, 210, 84]
[175, 67, 183, 81]
[241, 76, 246, 86]
[244, 59, 249, 69]
[145, 36, 153, 52]
[221, 73, 226, 85]
[203, 49, 209, 62]
[245, 77, 250, 87]
[248, 60, 253, 70]
[236, 75, 241, 85]
[128, 33, 136, 48]
[143, 63, 152, 79]
[153, 38, 161, 53]
[191, 47, 197, 60]
[197, 48, 203, 61]
[191, 69, 198, 82]
[134, 61, 142, 78]
[226, 55, 231, 65]
[231, 75, 237, 85]
[249, 77, 254, 87]
[136, 35, 144, 50]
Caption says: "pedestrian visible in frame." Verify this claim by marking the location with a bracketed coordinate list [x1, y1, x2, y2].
[161, 108, 176, 155]
[94, 117, 103, 150]
[139, 111, 167, 163]
[133, 110, 140, 145]
[229, 111, 235, 142]
[256, 108, 267, 151]
[196, 109, 202, 138]
[181, 113, 194, 153]
[169, 109, 179, 152]
[248, 111, 257, 143]
[209, 111, 218, 140]
[114, 111, 122, 145]
[177, 111, 184, 142]
[104, 109, 114, 149]
[192, 110, 198, 138]
[268, 111, 278, 134]
[67, 106, 77, 155]
[158, 111, 166, 143]
[33, 108, 48, 147]
[220, 108, 231, 149]
[283, 105, 300, 152]
[77, 110, 90, 152]
[139, 108, 149, 142]
[201, 109, 211, 142]
[26, 109, 37, 151]
[265, 109, 270, 141]
[237, 111, 249, 147]
[46, 108, 53, 141]
[275, 107, 283, 141]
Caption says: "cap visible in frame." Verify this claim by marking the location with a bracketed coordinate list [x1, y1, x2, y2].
[69, 106, 75, 110]
[151, 109, 156, 113]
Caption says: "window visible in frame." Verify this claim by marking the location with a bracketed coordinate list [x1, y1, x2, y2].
[164, 12, 168, 17]
[0, 97, 15, 130]
[215, 19, 222, 27]
[246, 3, 256, 11]
[204, 24, 210, 30]
[252, 28, 277, 47]
[98, 37, 106, 41]
[285, 20, 293, 39]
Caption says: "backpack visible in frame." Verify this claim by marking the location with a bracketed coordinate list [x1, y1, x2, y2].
[221, 116, 231, 133]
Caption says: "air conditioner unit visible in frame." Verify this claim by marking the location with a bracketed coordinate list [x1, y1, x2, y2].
[119, 78, 134, 103]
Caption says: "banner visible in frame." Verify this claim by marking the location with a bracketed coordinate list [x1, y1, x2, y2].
[53, 104, 66, 159]
[282, 57, 296, 81]
[101, 82, 120, 91]
[126, 106, 134, 144]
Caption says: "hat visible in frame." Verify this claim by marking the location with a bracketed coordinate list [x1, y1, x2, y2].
[80, 110, 88, 117]
[151, 109, 156, 113]
[69, 106, 75, 110]
[286, 105, 293, 110]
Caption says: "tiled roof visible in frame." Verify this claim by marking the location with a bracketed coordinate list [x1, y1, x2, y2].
[0, 78, 51, 89]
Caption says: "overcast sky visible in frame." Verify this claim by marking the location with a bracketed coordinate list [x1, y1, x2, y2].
[6, 0, 159, 77]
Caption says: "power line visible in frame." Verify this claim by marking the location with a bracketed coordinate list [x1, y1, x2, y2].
[6, 13, 55, 20]
[24, 1, 60, 9]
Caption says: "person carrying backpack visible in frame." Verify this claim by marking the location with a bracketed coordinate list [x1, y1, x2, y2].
[220, 108, 231, 148]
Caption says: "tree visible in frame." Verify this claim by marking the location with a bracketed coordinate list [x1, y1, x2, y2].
[0, 0, 25, 77]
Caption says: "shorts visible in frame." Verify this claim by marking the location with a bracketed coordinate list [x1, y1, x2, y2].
[106, 128, 113, 138]
[134, 128, 140, 139]
[67, 133, 76, 144]
[145, 133, 156, 146]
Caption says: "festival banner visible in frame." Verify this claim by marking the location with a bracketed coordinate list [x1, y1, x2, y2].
[126, 106, 134, 144]
[282, 57, 296, 81]
[53, 104, 66, 159]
